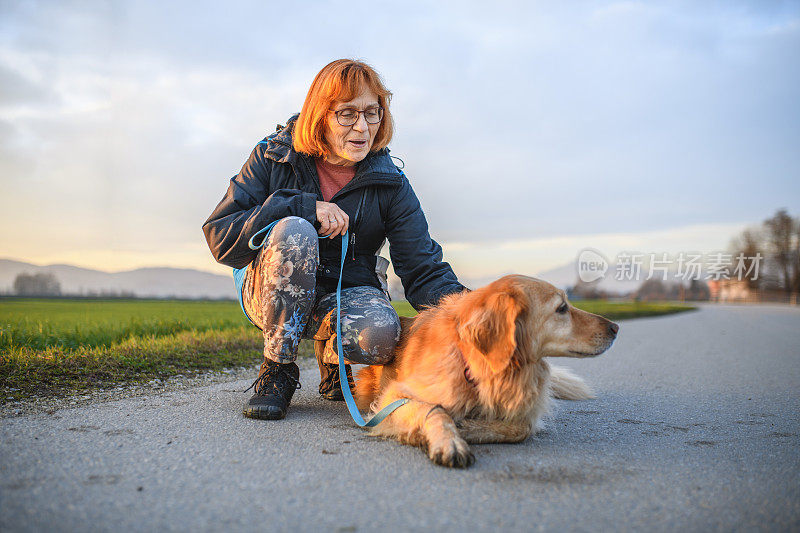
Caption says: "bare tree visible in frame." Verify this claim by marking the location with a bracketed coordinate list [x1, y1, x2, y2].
[795, 219, 800, 293]
[764, 209, 800, 296]
[730, 209, 800, 298]
[13, 272, 62, 296]
[729, 226, 764, 289]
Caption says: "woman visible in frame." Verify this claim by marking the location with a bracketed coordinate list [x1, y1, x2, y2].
[203, 59, 466, 421]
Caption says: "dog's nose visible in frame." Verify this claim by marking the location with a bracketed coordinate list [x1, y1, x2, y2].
[607, 322, 619, 336]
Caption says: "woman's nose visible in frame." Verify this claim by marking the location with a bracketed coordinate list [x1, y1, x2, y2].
[352, 113, 369, 131]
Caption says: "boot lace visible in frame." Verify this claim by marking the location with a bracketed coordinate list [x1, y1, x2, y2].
[319, 363, 354, 393]
[244, 363, 301, 396]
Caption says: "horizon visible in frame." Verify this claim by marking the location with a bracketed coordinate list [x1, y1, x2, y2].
[0, 216, 774, 280]
[1, 1, 798, 280]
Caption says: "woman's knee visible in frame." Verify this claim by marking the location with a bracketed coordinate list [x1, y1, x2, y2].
[252, 216, 319, 288]
[255, 217, 318, 264]
[270, 216, 317, 244]
[344, 311, 401, 365]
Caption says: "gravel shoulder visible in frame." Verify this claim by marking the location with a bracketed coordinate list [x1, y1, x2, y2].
[1, 364, 264, 419]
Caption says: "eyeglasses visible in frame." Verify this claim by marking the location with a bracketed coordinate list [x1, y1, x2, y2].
[330, 105, 384, 127]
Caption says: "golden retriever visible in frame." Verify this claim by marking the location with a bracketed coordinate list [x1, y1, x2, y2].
[354, 274, 619, 468]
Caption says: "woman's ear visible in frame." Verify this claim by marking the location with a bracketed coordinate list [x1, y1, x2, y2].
[456, 289, 524, 379]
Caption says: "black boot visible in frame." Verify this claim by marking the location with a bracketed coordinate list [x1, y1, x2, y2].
[315, 340, 355, 401]
[243, 360, 301, 420]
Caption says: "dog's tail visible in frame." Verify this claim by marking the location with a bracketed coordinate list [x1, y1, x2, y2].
[355, 365, 383, 412]
[549, 365, 595, 400]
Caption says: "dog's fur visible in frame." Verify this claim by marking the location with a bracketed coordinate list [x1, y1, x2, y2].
[354, 275, 618, 468]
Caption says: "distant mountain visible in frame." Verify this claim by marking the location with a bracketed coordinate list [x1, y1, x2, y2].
[0, 259, 237, 299]
[0, 257, 645, 301]
[533, 262, 577, 289]
[447, 265, 581, 292]
[534, 261, 641, 294]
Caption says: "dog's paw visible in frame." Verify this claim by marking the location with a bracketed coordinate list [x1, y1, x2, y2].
[427, 435, 475, 468]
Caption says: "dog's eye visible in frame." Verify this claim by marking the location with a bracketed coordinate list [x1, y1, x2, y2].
[556, 302, 568, 314]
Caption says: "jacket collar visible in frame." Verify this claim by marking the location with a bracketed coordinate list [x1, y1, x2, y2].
[262, 114, 299, 165]
[262, 114, 403, 185]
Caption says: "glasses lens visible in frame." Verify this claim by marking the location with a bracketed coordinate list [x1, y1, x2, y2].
[337, 109, 357, 126]
[365, 107, 383, 124]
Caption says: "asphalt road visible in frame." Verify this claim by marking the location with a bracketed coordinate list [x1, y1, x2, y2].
[2, 304, 799, 532]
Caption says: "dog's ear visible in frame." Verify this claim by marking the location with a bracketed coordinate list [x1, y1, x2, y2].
[457, 288, 525, 378]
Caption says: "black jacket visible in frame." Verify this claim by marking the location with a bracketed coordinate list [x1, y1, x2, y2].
[202, 115, 466, 310]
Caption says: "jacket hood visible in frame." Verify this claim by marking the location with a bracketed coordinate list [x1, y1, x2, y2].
[262, 114, 403, 183]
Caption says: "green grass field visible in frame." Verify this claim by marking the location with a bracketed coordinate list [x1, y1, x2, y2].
[0, 299, 264, 401]
[1, 298, 693, 401]
[0, 299, 252, 351]
[570, 300, 696, 320]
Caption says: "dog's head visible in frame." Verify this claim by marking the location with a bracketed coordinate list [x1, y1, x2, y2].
[455, 275, 619, 378]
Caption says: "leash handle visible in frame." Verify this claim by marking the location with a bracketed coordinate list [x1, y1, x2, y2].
[248, 221, 279, 249]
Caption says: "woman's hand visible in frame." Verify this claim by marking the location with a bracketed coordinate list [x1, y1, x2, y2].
[316, 201, 349, 238]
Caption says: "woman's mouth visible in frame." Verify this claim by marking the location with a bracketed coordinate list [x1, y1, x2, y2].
[348, 140, 367, 148]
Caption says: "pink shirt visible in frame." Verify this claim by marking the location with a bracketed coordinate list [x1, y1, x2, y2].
[315, 158, 356, 202]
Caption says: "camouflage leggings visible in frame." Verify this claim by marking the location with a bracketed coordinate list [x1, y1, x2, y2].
[241, 216, 401, 366]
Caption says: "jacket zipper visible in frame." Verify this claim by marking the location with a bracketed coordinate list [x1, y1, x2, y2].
[350, 188, 367, 261]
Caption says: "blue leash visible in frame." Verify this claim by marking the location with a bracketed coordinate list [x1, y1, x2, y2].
[246, 222, 408, 428]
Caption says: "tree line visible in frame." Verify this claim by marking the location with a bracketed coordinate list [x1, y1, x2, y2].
[731, 208, 800, 296]
[13, 272, 61, 296]
[9, 272, 135, 298]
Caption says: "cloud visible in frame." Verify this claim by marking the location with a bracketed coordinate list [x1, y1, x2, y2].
[0, 62, 53, 107]
[0, 43, 307, 268]
[0, 0, 798, 275]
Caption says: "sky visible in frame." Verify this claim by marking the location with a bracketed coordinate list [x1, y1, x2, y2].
[0, 0, 798, 281]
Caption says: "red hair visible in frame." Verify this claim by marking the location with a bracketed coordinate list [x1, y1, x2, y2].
[293, 59, 394, 159]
